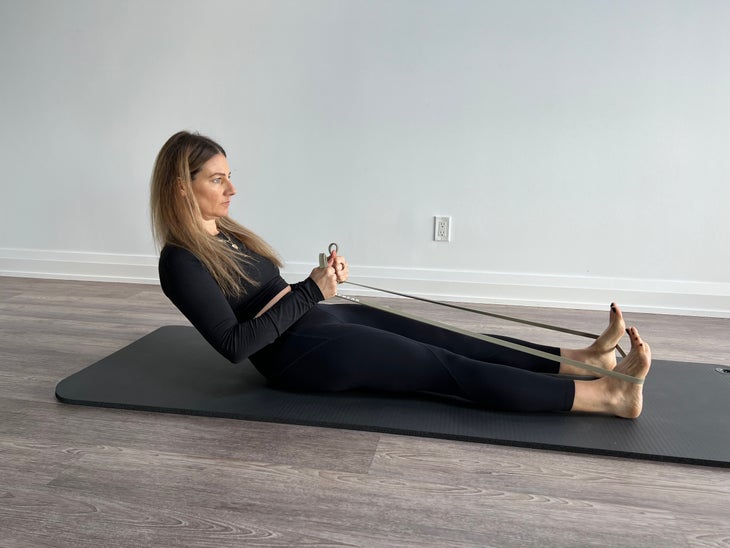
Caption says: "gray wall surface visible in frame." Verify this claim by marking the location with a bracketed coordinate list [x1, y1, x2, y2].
[1, 0, 728, 316]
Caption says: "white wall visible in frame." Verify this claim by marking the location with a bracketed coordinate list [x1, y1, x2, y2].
[1, 0, 729, 317]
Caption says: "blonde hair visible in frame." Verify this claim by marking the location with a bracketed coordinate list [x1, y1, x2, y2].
[150, 130, 282, 296]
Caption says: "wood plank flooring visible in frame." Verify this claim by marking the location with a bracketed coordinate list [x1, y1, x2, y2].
[1, 276, 729, 547]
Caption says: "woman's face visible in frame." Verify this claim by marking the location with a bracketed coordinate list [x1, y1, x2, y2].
[190, 153, 236, 221]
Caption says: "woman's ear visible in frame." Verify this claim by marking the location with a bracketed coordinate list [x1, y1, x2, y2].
[177, 178, 187, 196]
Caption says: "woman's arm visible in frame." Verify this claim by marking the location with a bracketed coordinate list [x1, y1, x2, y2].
[158, 246, 324, 363]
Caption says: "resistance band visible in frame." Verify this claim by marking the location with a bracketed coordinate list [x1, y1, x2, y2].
[319, 245, 642, 385]
[344, 280, 627, 358]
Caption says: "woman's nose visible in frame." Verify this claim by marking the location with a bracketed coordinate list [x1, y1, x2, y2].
[226, 180, 236, 195]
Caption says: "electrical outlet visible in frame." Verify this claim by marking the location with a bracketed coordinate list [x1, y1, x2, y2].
[434, 216, 451, 241]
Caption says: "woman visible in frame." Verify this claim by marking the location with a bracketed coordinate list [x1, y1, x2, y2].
[150, 131, 651, 418]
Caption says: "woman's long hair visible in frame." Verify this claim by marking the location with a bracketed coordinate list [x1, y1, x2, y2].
[150, 130, 282, 296]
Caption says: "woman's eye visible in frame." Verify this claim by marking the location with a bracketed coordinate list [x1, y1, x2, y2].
[212, 178, 221, 184]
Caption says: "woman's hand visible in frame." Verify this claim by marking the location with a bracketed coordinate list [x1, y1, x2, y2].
[330, 249, 349, 284]
[308, 250, 349, 300]
[309, 255, 338, 299]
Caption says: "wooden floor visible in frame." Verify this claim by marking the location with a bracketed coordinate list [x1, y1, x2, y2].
[1, 276, 729, 547]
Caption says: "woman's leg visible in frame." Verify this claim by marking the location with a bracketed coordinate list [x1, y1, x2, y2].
[256, 307, 651, 417]
[269, 320, 575, 413]
[322, 304, 562, 373]
[270, 322, 651, 417]
[325, 302, 629, 377]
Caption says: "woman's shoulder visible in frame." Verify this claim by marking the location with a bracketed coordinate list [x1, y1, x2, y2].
[159, 243, 203, 271]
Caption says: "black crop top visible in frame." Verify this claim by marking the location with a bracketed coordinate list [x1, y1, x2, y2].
[158, 235, 324, 364]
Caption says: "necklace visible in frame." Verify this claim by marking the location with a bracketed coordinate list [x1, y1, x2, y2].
[218, 230, 239, 250]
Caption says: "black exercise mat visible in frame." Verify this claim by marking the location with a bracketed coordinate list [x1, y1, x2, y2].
[56, 326, 730, 468]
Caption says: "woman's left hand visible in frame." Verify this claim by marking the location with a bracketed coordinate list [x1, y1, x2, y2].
[330, 250, 349, 284]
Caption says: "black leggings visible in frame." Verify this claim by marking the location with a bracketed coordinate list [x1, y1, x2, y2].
[250, 304, 575, 412]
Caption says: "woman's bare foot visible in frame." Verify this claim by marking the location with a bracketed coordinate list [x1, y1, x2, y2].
[605, 327, 651, 418]
[560, 303, 626, 376]
[571, 327, 651, 418]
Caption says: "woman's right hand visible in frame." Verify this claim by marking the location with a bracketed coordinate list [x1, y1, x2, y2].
[309, 256, 338, 300]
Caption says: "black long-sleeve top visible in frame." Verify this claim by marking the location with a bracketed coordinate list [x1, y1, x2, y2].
[158, 235, 323, 363]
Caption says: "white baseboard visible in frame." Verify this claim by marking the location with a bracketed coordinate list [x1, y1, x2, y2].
[0, 248, 159, 284]
[2, 249, 728, 318]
